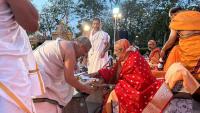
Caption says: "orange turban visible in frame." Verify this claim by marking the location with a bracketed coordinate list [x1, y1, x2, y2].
[170, 11, 200, 30]
[114, 39, 131, 52]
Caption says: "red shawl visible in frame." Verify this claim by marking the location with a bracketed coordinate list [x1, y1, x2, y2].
[99, 51, 164, 113]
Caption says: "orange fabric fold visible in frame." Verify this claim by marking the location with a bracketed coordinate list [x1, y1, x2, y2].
[164, 45, 181, 71]
[169, 11, 200, 79]
[170, 11, 200, 30]
[149, 48, 160, 64]
[178, 35, 200, 74]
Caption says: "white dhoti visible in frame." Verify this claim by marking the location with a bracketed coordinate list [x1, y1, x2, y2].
[0, 96, 26, 113]
[34, 102, 62, 113]
[0, 0, 45, 112]
[0, 54, 45, 113]
[88, 51, 109, 73]
[88, 30, 110, 74]
[0, 56, 35, 113]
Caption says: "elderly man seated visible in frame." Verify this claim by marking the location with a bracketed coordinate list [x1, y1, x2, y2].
[147, 40, 161, 70]
[90, 39, 172, 113]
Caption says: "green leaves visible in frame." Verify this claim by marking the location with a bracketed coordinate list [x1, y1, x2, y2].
[38, 0, 200, 47]
[39, 0, 74, 34]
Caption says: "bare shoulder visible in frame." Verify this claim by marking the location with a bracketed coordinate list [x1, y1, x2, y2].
[171, 29, 177, 33]
[169, 29, 177, 38]
[59, 40, 75, 59]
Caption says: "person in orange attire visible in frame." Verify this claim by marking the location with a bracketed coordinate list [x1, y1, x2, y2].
[161, 7, 183, 71]
[163, 45, 181, 71]
[92, 39, 172, 113]
[161, 8, 200, 107]
[148, 40, 161, 69]
[161, 10, 200, 81]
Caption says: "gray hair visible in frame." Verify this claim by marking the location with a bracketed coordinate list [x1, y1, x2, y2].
[75, 36, 92, 51]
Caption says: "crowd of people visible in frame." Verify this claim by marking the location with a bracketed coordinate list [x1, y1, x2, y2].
[0, 0, 200, 113]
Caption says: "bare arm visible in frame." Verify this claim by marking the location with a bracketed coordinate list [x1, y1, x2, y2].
[160, 29, 178, 58]
[6, 0, 39, 32]
[103, 41, 110, 53]
[100, 35, 110, 58]
[62, 42, 93, 94]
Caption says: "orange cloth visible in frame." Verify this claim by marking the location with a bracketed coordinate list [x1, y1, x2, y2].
[164, 45, 181, 71]
[115, 39, 131, 51]
[165, 63, 200, 94]
[169, 11, 200, 79]
[169, 11, 200, 30]
[179, 36, 200, 78]
[149, 48, 160, 64]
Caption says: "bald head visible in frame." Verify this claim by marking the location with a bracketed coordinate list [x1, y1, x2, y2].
[148, 40, 157, 50]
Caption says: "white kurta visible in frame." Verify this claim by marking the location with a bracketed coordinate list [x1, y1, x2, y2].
[0, 0, 43, 113]
[87, 30, 110, 74]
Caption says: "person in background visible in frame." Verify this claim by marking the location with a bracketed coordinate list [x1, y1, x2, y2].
[0, 0, 41, 113]
[87, 18, 110, 74]
[160, 7, 183, 71]
[148, 40, 161, 69]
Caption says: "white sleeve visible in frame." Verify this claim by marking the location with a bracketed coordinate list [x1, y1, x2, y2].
[103, 32, 110, 43]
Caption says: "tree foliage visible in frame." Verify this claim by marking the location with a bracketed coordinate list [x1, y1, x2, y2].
[75, 0, 108, 19]
[38, 0, 200, 47]
[39, 0, 74, 34]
